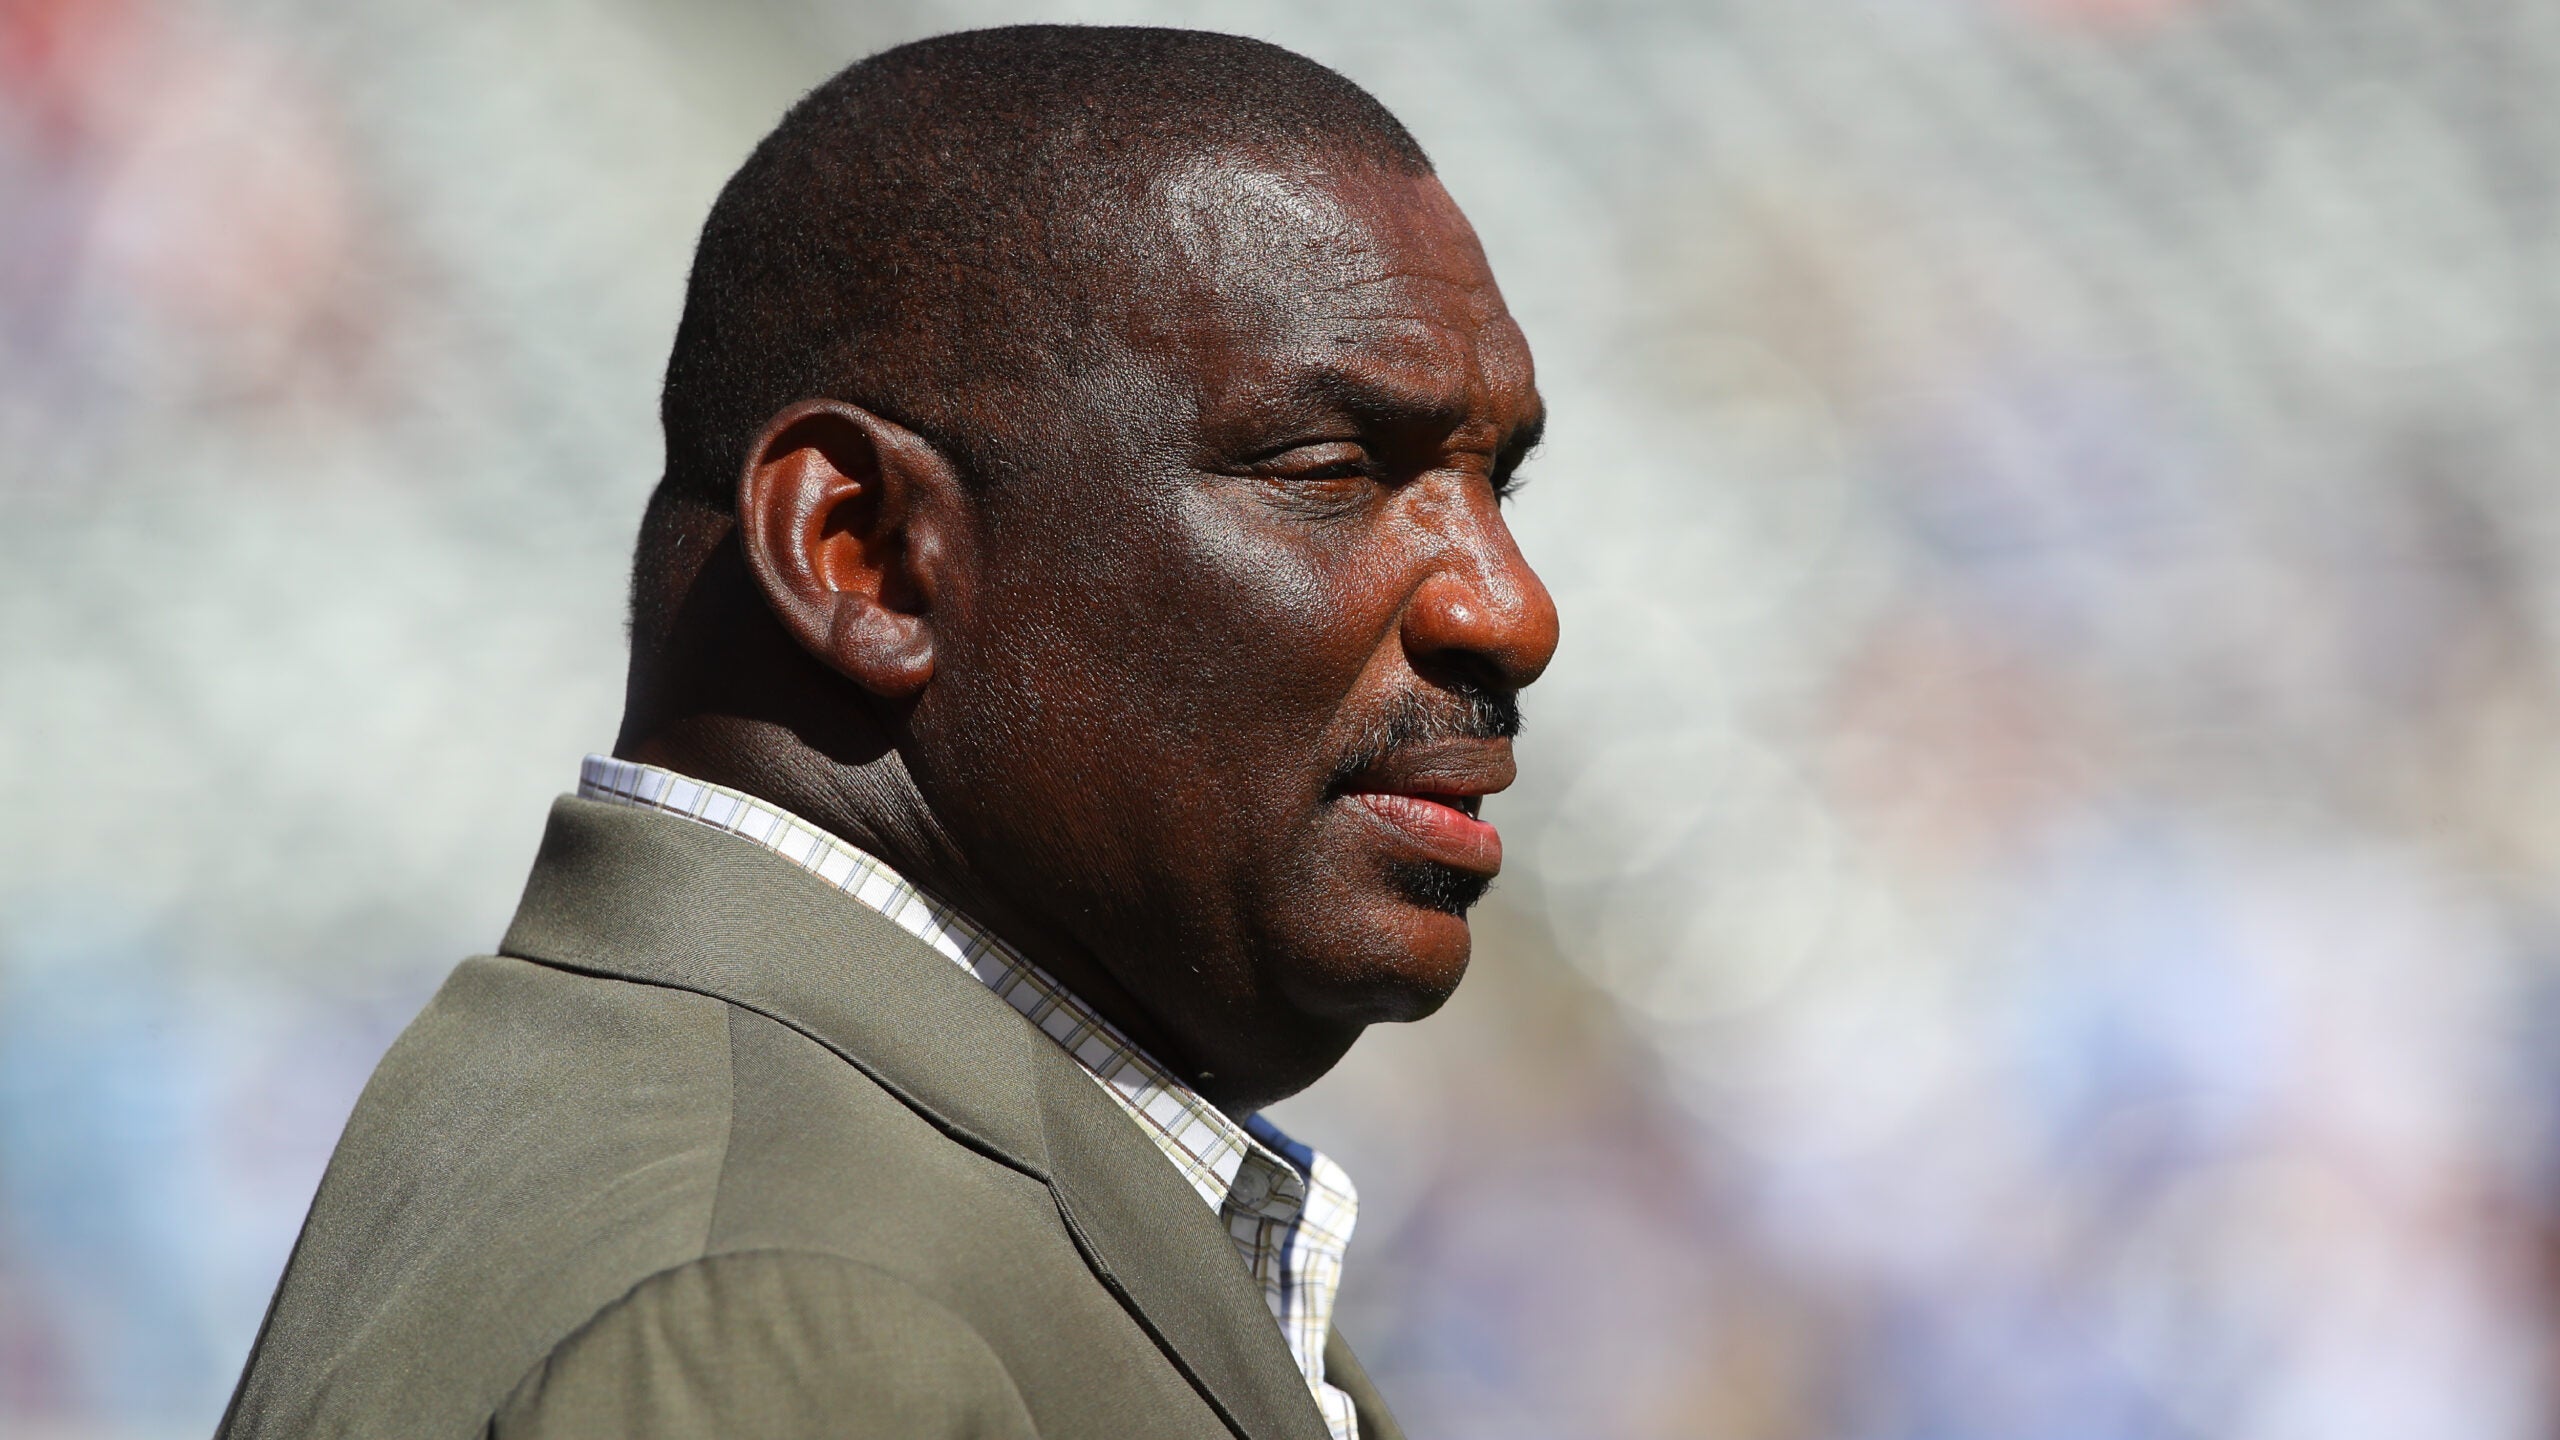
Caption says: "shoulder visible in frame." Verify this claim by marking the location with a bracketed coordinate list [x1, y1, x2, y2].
[492, 1249, 1037, 1440]
[226, 955, 1070, 1440]
[224, 956, 743, 1438]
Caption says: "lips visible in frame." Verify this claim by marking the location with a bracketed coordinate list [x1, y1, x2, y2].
[1332, 738, 1513, 876]
[1347, 789, 1503, 872]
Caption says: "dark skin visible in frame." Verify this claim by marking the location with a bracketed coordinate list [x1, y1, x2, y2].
[621, 154, 1558, 1115]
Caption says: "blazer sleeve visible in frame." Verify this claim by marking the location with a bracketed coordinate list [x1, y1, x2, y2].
[489, 1249, 1038, 1440]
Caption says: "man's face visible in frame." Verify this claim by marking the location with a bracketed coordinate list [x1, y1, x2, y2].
[908, 154, 1557, 1099]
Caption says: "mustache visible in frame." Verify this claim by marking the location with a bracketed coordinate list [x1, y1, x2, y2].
[1328, 681, 1522, 792]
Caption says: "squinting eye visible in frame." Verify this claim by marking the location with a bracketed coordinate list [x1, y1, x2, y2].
[1263, 442, 1374, 481]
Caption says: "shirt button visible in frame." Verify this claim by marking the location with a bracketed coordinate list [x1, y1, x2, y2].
[1231, 1166, 1272, 1208]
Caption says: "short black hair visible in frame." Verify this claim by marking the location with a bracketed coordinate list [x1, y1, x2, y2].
[634, 25, 1434, 650]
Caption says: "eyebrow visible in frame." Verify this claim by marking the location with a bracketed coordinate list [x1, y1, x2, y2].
[1277, 363, 1545, 458]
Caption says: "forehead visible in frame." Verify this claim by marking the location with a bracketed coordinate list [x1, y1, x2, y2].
[1128, 157, 1536, 424]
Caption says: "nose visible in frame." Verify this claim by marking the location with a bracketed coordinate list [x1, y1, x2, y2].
[1399, 491, 1560, 694]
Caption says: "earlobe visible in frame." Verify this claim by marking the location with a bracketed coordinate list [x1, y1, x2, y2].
[824, 591, 934, 697]
[735, 399, 962, 702]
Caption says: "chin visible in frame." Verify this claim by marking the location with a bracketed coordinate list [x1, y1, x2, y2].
[1283, 895, 1476, 1027]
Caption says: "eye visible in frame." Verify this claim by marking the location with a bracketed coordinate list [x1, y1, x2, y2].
[1256, 441, 1377, 482]
[1491, 425, 1541, 502]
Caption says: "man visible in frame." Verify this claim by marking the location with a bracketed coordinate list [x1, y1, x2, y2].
[221, 24, 1556, 1440]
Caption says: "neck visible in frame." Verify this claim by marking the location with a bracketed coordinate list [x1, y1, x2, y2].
[616, 713, 1229, 1107]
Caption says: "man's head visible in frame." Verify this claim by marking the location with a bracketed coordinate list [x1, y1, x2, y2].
[624, 26, 1559, 1112]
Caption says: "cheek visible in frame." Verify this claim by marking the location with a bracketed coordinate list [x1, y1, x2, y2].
[933, 486, 1407, 874]
[1135, 494, 1401, 753]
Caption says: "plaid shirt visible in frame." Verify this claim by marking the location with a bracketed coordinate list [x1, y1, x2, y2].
[579, 757, 1362, 1440]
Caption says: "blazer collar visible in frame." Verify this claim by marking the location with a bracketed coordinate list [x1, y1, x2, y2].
[498, 795, 1329, 1440]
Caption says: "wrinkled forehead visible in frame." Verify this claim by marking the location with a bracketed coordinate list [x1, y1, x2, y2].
[1114, 155, 1534, 412]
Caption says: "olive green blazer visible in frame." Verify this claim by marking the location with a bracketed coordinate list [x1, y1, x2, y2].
[218, 796, 1402, 1440]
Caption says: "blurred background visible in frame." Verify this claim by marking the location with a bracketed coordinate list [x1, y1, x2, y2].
[6, 0, 2560, 1434]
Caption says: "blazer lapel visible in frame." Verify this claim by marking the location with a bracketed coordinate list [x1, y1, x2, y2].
[497, 795, 1047, 1168]
[1030, 1044, 1334, 1440]
[1323, 1327, 1405, 1440]
[497, 796, 1329, 1440]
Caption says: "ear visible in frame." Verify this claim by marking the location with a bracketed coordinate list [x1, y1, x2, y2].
[734, 398, 968, 702]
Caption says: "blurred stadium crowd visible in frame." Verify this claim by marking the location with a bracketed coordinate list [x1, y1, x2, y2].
[9, 0, 2560, 1436]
